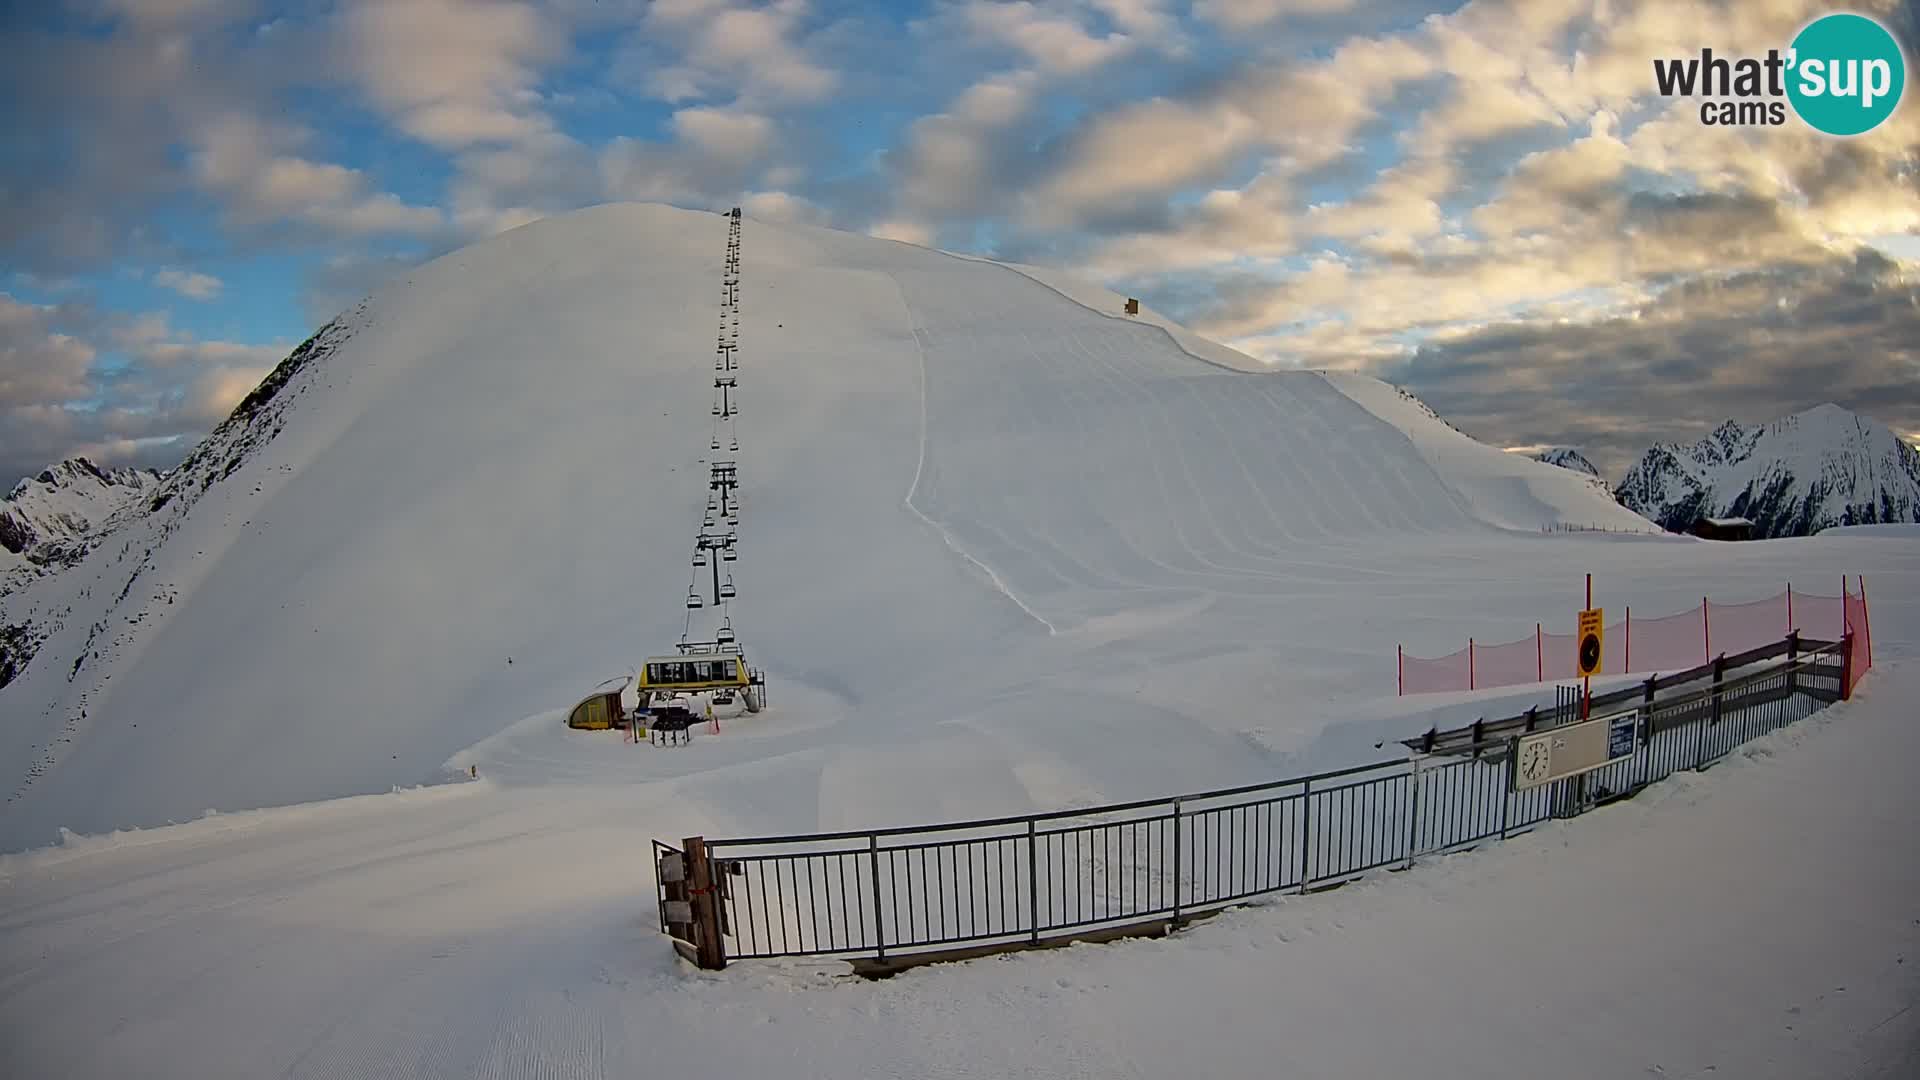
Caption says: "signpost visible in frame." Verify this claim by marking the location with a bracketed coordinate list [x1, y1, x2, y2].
[1576, 607, 1605, 678]
[1606, 708, 1635, 761]
[1511, 709, 1637, 792]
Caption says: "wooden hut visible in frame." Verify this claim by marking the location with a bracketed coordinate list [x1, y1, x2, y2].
[1688, 516, 1754, 541]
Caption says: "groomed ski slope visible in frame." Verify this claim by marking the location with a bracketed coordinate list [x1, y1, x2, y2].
[1, 202, 1652, 850]
[3, 661, 1914, 1080]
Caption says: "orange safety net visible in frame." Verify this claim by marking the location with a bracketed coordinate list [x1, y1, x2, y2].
[1399, 581, 1871, 695]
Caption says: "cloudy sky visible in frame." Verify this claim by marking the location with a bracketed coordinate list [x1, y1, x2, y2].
[3, 0, 1918, 486]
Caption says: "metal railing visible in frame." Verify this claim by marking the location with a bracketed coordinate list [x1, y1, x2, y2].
[661, 635, 1852, 968]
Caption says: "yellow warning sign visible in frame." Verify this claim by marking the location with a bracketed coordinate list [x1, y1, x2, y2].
[1576, 607, 1605, 677]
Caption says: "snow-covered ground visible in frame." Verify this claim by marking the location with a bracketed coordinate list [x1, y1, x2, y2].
[1, 203, 1916, 1075]
[3, 662, 1912, 1079]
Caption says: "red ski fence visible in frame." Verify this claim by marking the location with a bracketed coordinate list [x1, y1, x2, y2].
[1398, 577, 1873, 695]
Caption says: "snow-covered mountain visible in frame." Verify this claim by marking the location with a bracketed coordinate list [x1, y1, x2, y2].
[1616, 404, 1920, 537]
[0, 202, 1654, 849]
[1533, 447, 1600, 478]
[2, 458, 162, 578]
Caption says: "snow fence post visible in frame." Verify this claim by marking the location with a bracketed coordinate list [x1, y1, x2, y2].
[1535, 623, 1542, 683]
[1701, 598, 1711, 667]
[869, 833, 886, 960]
[1168, 800, 1183, 928]
[682, 837, 727, 970]
[1468, 638, 1475, 691]
[1403, 758, 1421, 869]
[1028, 818, 1042, 943]
[1786, 631, 1799, 698]
[1625, 607, 1632, 673]
[1840, 631, 1854, 702]
[1298, 782, 1312, 893]
[1397, 645, 1403, 696]
[1638, 677, 1657, 790]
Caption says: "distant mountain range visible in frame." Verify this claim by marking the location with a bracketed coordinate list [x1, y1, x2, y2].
[1610, 404, 1920, 537]
[2, 458, 162, 581]
[1531, 447, 1601, 478]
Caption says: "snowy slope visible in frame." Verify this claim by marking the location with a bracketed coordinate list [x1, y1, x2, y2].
[0, 203, 1660, 849]
[3, 658, 1914, 1080]
[1324, 375, 1658, 533]
[1618, 404, 1920, 536]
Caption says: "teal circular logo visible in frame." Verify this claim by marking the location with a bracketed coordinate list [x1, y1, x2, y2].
[1787, 13, 1906, 136]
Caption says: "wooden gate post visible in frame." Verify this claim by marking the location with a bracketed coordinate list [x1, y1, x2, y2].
[683, 836, 728, 970]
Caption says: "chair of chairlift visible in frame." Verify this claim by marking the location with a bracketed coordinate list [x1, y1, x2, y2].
[693, 549, 709, 567]
[720, 575, 736, 599]
[686, 588, 703, 610]
[722, 547, 737, 563]
[715, 622, 737, 646]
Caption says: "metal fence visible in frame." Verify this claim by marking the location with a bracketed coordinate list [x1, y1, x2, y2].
[659, 635, 1852, 968]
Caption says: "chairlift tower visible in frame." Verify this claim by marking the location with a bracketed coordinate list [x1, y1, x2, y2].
[692, 528, 738, 606]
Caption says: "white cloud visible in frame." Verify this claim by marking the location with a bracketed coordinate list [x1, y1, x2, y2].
[894, 72, 1041, 217]
[1194, 0, 1356, 31]
[0, 294, 292, 482]
[190, 115, 444, 238]
[338, 0, 564, 149]
[964, 2, 1135, 74]
[672, 108, 777, 167]
[634, 1, 838, 108]
[0, 295, 97, 408]
[152, 268, 224, 301]
[741, 191, 825, 224]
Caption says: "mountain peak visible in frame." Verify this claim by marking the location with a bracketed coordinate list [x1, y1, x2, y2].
[1617, 405, 1920, 537]
[2, 456, 165, 563]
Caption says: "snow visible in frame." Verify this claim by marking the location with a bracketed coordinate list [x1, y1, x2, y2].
[2, 201, 1918, 1075]
[1322, 372, 1659, 533]
[3, 663, 1914, 1079]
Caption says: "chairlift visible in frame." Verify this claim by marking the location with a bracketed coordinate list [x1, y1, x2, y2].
[685, 587, 703, 610]
[715, 621, 737, 646]
[693, 549, 708, 567]
[720, 575, 736, 599]
[729, 438, 740, 452]
[722, 546, 738, 563]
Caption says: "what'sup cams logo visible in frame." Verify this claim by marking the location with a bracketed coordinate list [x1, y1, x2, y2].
[1653, 12, 1907, 135]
